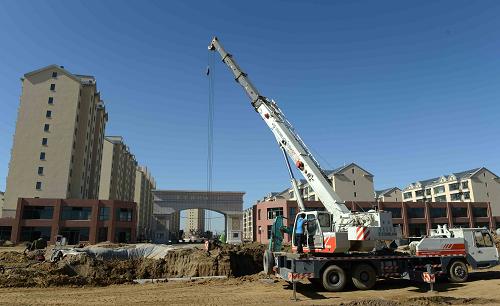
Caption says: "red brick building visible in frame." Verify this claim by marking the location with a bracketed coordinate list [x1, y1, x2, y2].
[0, 198, 137, 244]
[252, 199, 499, 244]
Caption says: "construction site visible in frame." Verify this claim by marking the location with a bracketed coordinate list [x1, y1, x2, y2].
[1, 2, 500, 306]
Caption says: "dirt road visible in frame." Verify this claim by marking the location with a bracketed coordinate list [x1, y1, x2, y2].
[0, 266, 499, 306]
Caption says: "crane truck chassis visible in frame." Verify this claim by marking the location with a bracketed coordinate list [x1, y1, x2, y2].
[207, 37, 499, 292]
[268, 225, 498, 291]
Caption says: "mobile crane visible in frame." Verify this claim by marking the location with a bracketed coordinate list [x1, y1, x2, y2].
[208, 37, 499, 292]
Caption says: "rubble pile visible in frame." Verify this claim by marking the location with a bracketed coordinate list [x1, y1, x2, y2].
[0, 243, 266, 288]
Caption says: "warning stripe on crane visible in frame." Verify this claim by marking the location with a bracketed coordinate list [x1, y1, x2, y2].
[356, 227, 371, 240]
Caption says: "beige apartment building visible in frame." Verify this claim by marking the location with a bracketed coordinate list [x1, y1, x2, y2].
[283, 163, 375, 202]
[99, 136, 137, 202]
[375, 187, 402, 202]
[185, 209, 205, 236]
[402, 167, 500, 216]
[2, 65, 107, 217]
[243, 206, 254, 241]
[134, 165, 156, 240]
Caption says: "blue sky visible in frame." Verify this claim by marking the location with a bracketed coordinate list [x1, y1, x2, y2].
[1, 1, 499, 232]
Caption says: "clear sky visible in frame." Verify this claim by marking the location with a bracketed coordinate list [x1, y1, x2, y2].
[1, 1, 499, 233]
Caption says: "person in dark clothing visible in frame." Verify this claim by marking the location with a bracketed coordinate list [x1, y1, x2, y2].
[295, 213, 307, 254]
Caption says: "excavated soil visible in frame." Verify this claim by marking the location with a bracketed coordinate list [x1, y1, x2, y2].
[339, 296, 495, 306]
[0, 243, 266, 288]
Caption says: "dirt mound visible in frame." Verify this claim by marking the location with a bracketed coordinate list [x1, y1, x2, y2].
[494, 234, 500, 251]
[0, 243, 266, 288]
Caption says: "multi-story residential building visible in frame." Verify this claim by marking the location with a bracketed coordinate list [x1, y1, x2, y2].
[243, 206, 254, 241]
[375, 187, 402, 202]
[185, 209, 205, 236]
[402, 167, 500, 216]
[3, 65, 107, 217]
[98, 136, 137, 202]
[285, 163, 375, 202]
[134, 165, 156, 241]
[0, 191, 4, 214]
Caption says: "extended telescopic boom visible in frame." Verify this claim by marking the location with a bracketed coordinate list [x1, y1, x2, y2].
[208, 37, 350, 219]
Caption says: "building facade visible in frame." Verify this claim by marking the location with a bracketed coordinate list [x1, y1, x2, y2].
[185, 209, 205, 237]
[134, 166, 156, 241]
[402, 168, 500, 216]
[3, 65, 107, 218]
[375, 187, 402, 202]
[252, 199, 499, 243]
[243, 206, 254, 241]
[0, 198, 137, 244]
[98, 136, 137, 202]
[285, 163, 375, 202]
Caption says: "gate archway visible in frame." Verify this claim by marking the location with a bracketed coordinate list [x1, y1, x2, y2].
[152, 190, 244, 244]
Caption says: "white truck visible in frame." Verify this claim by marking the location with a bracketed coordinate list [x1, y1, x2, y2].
[208, 37, 499, 291]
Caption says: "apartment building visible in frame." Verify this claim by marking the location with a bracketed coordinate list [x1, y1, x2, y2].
[134, 165, 156, 241]
[402, 167, 500, 216]
[243, 206, 254, 241]
[375, 187, 402, 202]
[284, 163, 375, 202]
[3, 65, 107, 217]
[185, 209, 205, 236]
[98, 136, 137, 202]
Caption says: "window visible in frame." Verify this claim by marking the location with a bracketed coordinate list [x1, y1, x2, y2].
[352, 168, 354, 174]
[46, 110, 52, 118]
[474, 231, 494, 247]
[462, 181, 469, 189]
[35, 182, 42, 190]
[449, 183, 459, 191]
[353, 191, 357, 198]
[430, 207, 447, 218]
[353, 180, 356, 186]
[22, 206, 53, 219]
[403, 192, 412, 199]
[473, 207, 488, 218]
[464, 192, 470, 200]
[450, 193, 461, 201]
[267, 225, 272, 239]
[20, 226, 51, 242]
[415, 190, 424, 197]
[433, 185, 445, 194]
[267, 207, 283, 219]
[426, 189, 431, 196]
[452, 207, 468, 217]
[48, 97, 54, 104]
[52, 72, 57, 78]
[289, 191, 294, 199]
[44, 124, 50, 132]
[40, 152, 46, 160]
[61, 207, 92, 220]
[408, 207, 425, 218]
[116, 208, 133, 221]
[289, 207, 296, 220]
[37, 167, 44, 175]
[42, 138, 48, 146]
[50, 84, 55, 91]
[257, 209, 261, 220]
[99, 207, 110, 221]
[435, 195, 447, 202]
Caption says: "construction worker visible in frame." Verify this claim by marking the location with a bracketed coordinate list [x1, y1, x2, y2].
[295, 213, 307, 254]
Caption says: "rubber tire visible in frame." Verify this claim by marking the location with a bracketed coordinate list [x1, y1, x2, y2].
[448, 260, 468, 283]
[351, 263, 377, 290]
[263, 250, 274, 275]
[322, 265, 347, 292]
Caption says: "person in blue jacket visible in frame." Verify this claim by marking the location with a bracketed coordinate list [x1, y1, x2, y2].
[295, 213, 307, 254]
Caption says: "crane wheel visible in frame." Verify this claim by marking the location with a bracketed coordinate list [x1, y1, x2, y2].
[448, 260, 468, 283]
[321, 265, 347, 292]
[263, 250, 274, 275]
[352, 263, 376, 290]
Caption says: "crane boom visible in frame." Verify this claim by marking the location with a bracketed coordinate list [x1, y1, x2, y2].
[208, 37, 350, 219]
